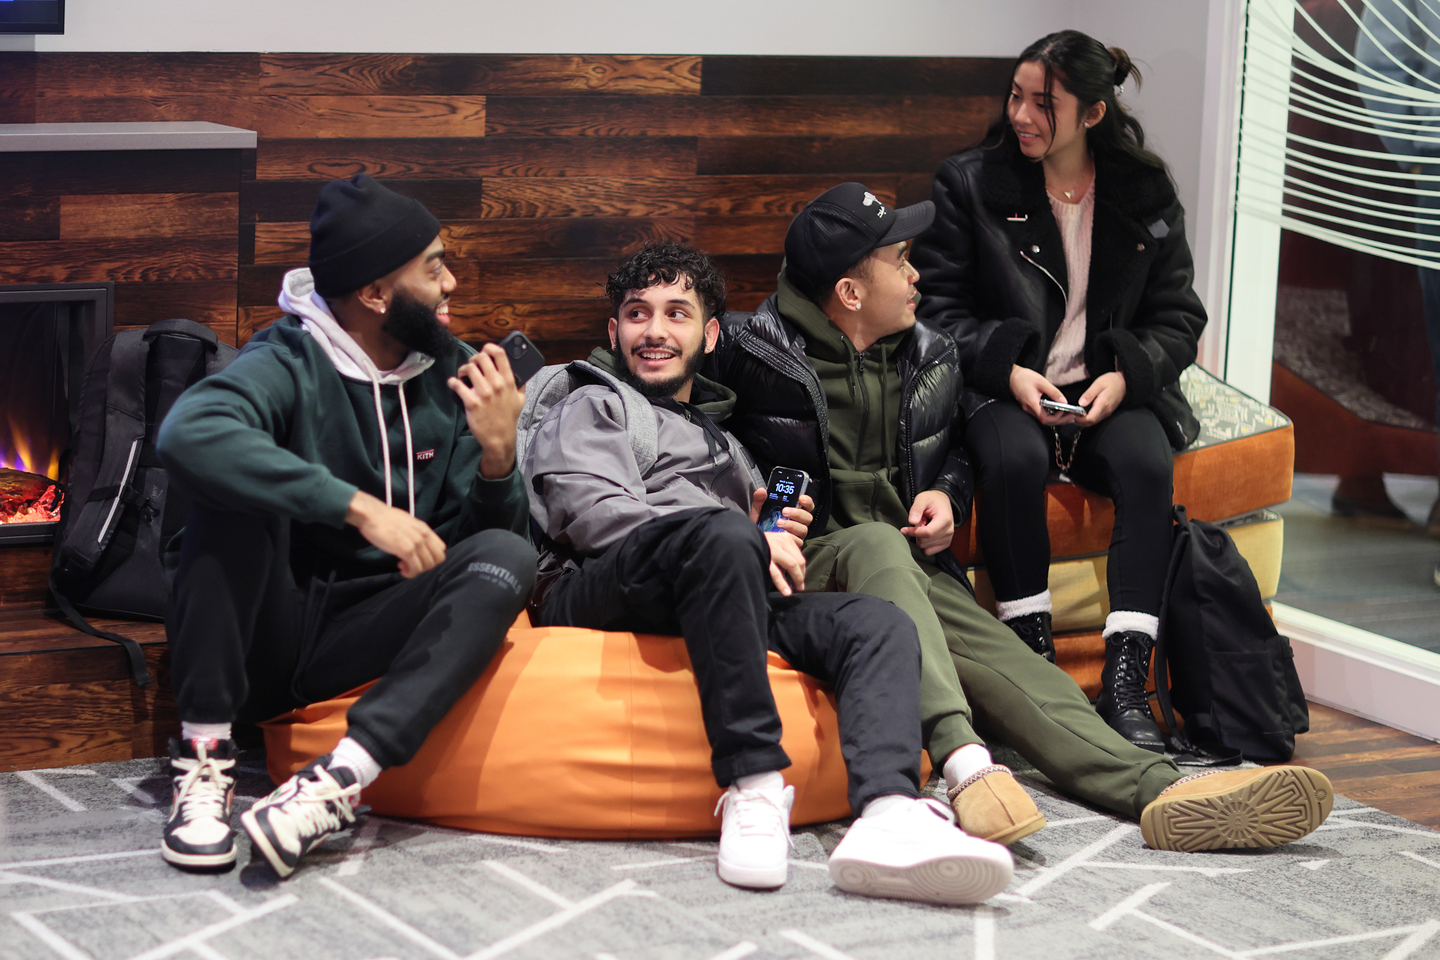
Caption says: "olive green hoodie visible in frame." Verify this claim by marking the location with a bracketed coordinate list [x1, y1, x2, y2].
[774, 269, 913, 535]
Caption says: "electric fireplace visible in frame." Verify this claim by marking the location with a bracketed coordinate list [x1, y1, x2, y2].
[0, 282, 112, 545]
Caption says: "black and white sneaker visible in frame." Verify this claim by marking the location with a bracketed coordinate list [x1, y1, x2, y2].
[162, 738, 239, 871]
[240, 755, 360, 879]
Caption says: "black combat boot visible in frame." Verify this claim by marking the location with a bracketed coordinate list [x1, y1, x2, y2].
[1095, 630, 1165, 753]
[1003, 611, 1055, 663]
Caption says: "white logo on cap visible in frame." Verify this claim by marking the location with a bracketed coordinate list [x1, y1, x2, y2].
[862, 191, 886, 217]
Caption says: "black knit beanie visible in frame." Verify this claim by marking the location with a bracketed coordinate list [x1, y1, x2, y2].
[308, 174, 441, 298]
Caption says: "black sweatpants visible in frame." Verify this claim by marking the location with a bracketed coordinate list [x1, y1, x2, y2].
[536, 507, 923, 815]
[168, 506, 537, 770]
[966, 396, 1174, 617]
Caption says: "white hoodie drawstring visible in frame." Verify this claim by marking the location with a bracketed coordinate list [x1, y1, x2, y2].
[370, 377, 393, 509]
[278, 271, 432, 520]
[368, 365, 418, 517]
[399, 386, 416, 517]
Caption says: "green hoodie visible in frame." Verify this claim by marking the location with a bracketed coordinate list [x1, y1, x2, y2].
[157, 314, 529, 581]
[775, 270, 912, 535]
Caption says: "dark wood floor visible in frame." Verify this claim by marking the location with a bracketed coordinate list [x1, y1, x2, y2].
[1292, 702, 1440, 830]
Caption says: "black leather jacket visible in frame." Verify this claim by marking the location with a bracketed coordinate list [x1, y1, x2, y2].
[713, 292, 974, 583]
[912, 139, 1208, 449]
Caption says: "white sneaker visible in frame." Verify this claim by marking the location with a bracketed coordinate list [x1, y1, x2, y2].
[714, 783, 794, 889]
[829, 797, 1014, 905]
[240, 755, 361, 879]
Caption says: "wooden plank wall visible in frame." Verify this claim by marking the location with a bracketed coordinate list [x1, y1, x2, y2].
[0, 53, 1006, 360]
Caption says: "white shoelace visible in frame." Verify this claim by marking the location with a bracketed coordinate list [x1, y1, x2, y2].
[173, 749, 232, 822]
[273, 769, 361, 837]
[715, 788, 794, 845]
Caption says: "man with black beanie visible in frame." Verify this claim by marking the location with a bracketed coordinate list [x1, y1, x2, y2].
[155, 173, 537, 879]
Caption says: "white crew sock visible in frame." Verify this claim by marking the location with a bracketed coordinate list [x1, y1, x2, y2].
[1103, 610, 1160, 640]
[181, 721, 232, 743]
[329, 736, 383, 789]
[861, 794, 912, 818]
[943, 742, 994, 791]
[995, 590, 1052, 623]
[734, 771, 785, 792]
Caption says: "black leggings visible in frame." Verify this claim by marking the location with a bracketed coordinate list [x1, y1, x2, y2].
[537, 507, 923, 815]
[965, 398, 1174, 617]
[168, 506, 536, 769]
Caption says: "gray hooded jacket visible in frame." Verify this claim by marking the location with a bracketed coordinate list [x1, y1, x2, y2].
[524, 349, 763, 558]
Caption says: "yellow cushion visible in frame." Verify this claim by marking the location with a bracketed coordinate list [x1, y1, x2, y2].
[968, 510, 1284, 634]
[260, 618, 926, 839]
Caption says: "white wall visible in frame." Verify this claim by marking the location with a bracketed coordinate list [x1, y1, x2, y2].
[8, 0, 1075, 56]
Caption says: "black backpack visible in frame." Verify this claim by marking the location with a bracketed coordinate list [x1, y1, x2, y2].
[1153, 505, 1310, 764]
[49, 319, 237, 685]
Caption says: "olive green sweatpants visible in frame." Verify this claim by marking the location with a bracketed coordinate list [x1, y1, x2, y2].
[803, 522, 1182, 819]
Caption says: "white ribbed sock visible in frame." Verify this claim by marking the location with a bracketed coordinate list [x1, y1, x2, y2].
[943, 743, 994, 790]
[735, 771, 785, 792]
[1103, 610, 1160, 640]
[329, 736, 383, 789]
[995, 590, 1052, 622]
[861, 795, 912, 818]
[181, 721, 232, 743]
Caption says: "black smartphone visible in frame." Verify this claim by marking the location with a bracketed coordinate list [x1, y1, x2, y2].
[757, 466, 811, 533]
[495, 330, 546, 386]
[1039, 397, 1088, 416]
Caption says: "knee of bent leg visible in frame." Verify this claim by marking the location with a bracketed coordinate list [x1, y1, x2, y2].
[974, 429, 1049, 492]
[446, 529, 538, 599]
[684, 508, 766, 563]
[836, 522, 914, 567]
[842, 594, 921, 664]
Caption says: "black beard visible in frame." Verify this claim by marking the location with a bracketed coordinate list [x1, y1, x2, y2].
[612, 341, 706, 399]
[383, 288, 455, 360]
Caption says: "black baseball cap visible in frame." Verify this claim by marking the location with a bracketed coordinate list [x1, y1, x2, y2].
[784, 182, 935, 302]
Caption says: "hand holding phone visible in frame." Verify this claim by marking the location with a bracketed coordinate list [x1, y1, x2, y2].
[756, 467, 811, 533]
[494, 330, 545, 387]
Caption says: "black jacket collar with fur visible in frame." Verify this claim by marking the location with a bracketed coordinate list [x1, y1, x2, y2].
[912, 137, 1207, 449]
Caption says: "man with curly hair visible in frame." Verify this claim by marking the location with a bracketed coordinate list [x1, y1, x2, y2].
[522, 243, 1015, 905]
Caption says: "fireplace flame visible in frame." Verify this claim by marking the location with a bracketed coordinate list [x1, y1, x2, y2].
[1, 415, 61, 480]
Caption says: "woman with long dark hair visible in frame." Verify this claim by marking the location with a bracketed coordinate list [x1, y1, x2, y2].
[912, 30, 1206, 751]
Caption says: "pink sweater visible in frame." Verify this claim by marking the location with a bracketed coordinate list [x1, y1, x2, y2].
[1044, 186, 1094, 386]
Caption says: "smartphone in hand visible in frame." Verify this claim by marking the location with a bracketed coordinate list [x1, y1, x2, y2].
[493, 331, 545, 387]
[1039, 397, 1088, 416]
[757, 466, 811, 533]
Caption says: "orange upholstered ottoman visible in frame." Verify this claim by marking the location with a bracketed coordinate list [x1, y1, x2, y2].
[259, 614, 909, 839]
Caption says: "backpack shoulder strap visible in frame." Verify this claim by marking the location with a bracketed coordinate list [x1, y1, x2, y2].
[48, 576, 152, 686]
[570, 361, 659, 475]
[516, 363, 581, 472]
[1153, 504, 1190, 748]
[54, 330, 151, 578]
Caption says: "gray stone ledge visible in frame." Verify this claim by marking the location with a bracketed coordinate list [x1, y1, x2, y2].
[0, 121, 257, 152]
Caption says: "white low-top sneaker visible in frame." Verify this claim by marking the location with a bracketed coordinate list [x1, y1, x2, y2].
[714, 783, 794, 889]
[829, 797, 1014, 905]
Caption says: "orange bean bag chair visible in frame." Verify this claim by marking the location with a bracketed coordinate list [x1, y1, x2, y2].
[260, 613, 926, 839]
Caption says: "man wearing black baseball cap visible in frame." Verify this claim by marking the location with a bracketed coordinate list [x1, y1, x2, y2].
[155, 173, 537, 879]
[713, 183, 1331, 854]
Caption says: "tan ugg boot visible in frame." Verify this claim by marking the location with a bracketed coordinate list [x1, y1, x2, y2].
[947, 765, 1047, 846]
[1140, 765, 1333, 852]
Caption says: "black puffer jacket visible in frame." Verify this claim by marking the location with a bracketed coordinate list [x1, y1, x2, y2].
[713, 291, 974, 583]
[912, 138, 1207, 449]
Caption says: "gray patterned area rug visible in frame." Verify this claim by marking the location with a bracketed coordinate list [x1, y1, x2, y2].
[3, 749, 1440, 960]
